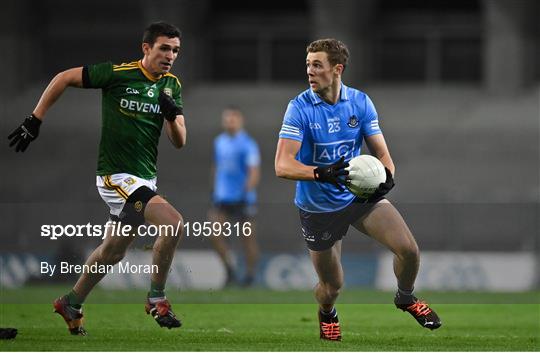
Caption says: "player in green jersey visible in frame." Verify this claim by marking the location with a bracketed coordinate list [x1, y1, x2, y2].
[8, 22, 186, 335]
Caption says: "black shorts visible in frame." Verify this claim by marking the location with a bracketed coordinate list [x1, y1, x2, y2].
[299, 197, 384, 251]
[213, 202, 256, 221]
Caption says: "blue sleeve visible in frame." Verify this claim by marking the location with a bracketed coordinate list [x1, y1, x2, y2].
[279, 101, 304, 142]
[213, 138, 218, 163]
[245, 139, 260, 167]
[361, 94, 382, 137]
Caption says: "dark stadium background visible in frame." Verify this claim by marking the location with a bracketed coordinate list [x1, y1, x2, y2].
[1, 0, 538, 293]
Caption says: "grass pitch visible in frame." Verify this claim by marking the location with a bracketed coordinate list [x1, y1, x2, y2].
[1, 287, 538, 351]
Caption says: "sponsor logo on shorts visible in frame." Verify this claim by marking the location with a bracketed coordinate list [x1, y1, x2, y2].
[301, 227, 315, 242]
[320, 231, 331, 241]
[134, 201, 143, 212]
[124, 177, 136, 185]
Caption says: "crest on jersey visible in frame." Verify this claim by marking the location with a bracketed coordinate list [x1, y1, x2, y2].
[134, 201, 143, 213]
[347, 115, 359, 128]
[163, 88, 173, 97]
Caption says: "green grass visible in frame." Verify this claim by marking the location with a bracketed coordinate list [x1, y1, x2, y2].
[1, 287, 539, 351]
[2, 286, 539, 304]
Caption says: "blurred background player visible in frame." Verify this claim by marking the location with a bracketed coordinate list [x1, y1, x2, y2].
[275, 38, 441, 341]
[208, 107, 261, 287]
[7, 22, 186, 335]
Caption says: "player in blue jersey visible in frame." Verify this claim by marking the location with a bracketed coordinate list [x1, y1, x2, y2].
[209, 107, 260, 286]
[275, 39, 441, 341]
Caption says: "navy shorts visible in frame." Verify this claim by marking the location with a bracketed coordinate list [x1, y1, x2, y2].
[299, 197, 384, 251]
[213, 202, 256, 221]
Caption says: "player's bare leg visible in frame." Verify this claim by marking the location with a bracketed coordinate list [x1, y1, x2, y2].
[310, 240, 343, 311]
[353, 199, 441, 330]
[73, 225, 136, 300]
[145, 195, 183, 287]
[309, 240, 343, 340]
[353, 200, 419, 290]
[54, 222, 135, 335]
[143, 195, 183, 328]
[240, 220, 259, 286]
[208, 209, 237, 285]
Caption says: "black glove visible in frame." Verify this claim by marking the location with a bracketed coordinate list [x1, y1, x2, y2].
[0, 328, 18, 339]
[314, 156, 349, 191]
[8, 114, 42, 152]
[158, 90, 182, 121]
[368, 167, 395, 201]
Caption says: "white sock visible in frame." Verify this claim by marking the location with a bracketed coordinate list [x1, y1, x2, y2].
[320, 307, 337, 318]
[148, 296, 166, 304]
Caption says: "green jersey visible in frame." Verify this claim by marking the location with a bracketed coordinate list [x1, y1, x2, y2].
[83, 60, 183, 179]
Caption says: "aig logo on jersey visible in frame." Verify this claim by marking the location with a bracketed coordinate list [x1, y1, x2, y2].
[313, 140, 355, 165]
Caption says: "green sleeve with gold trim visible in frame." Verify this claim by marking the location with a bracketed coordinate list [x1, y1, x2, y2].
[174, 90, 183, 109]
[84, 62, 113, 88]
[172, 78, 183, 109]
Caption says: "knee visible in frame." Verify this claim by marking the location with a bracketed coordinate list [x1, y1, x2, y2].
[320, 280, 343, 298]
[171, 213, 184, 240]
[397, 241, 420, 262]
[164, 208, 183, 231]
[157, 212, 184, 242]
[99, 246, 126, 265]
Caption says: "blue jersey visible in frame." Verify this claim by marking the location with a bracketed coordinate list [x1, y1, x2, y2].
[213, 130, 260, 204]
[279, 84, 382, 212]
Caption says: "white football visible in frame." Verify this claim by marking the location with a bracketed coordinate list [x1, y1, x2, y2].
[345, 155, 386, 198]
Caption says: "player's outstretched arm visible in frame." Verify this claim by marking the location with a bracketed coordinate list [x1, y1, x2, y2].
[33, 67, 84, 120]
[8, 67, 83, 152]
[275, 138, 317, 180]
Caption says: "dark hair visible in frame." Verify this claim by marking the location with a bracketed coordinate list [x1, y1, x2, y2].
[142, 22, 181, 46]
[224, 105, 242, 112]
[306, 38, 349, 70]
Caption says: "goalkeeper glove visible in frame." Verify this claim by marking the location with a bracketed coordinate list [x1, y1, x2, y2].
[8, 114, 42, 152]
[369, 167, 395, 201]
[158, 90, 183, 121]
[314, 156, 349, 191]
